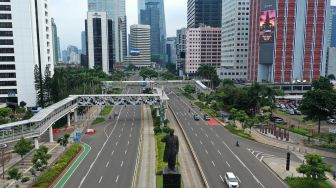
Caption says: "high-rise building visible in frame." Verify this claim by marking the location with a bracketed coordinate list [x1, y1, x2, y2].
[86, 12, 114, 73]
[217, 0, 250, 81]
[125, 24, 151, 67]
[176, 28, 187, 76]
[187, 0, 222, 28]
[81, 31, 87, 55]
[138, 0, 166, 62]
[57, 37, 61, 62]
[51, 18, 59, 64]
[88, 0, 127, 63]
[166, 37, 177, 64]
[185, 27, 221, 75]
[248, 0, 330, 83]
[329, 6, 336, 47]
[0, 0, 54, 107]
[326, 48, 336, 76]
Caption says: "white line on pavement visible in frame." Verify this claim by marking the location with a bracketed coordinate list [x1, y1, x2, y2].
[205, 149, 208, 155]
[219, 175, 224, 182]
[211, 161, 216, 167]
[111, 150, 114, 156]
[99, 176, 103, 183]
[260, 156, 264, 162]
[226, 161, 231, 168]
[119, 134, 121, 138]
[205, 133, 208, 138]
[127, 141, 130, 145]
[116, 141, 119, 146]
[106, 161, 109, 168]
[200, 140, 203, 145]
[125, 149, 127, 155]
[256, 152, 262, 158]
[129, 133, 132, 137]
[195, 133, 198, 137]
[121, 161, 124, 167]
[236, 176, 242, 183]
[115, 175, 119, 183]
[191, 127, 194, 131]
[217, 150, 222, 156]
[131, 127, 133, 132]
[211, 140, 214, 145]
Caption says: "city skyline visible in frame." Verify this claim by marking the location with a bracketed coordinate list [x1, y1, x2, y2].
[50, 0, 187, 50]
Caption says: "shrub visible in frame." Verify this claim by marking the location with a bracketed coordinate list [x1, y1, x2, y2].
[153, 127, 161, 135]
[92, 117, 105, 125]
[21, 176, 30, 183]
[285, 177, 332, 188]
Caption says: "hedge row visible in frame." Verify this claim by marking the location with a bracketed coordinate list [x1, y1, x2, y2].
[285, 177, 332, 188]
[33, 144, 82, 188]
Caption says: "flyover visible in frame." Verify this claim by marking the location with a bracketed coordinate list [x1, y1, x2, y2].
[0, 88, 168, 147]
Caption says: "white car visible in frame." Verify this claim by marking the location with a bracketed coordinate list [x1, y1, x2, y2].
[224, 172, 239, 188]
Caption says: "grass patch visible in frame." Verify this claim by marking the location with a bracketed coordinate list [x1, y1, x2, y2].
[34, 144, 81, 188]
[92, 117, 105, 125]
[285, 177, 332, 188]
[194, 101, 218, 117]
[100, 106, 113, 116]
[155, 133, 167, 175]
[176, 88, 195, 101]
[156, 175, 163, 188]
[225, 124, 255, 141]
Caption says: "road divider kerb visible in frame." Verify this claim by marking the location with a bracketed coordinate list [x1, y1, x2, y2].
[168, 104, 209, 188]
[131, 105, 144, 188]
[53, 143, 91, 188]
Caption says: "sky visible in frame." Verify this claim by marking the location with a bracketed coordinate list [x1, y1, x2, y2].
[49, 0, 187, 50]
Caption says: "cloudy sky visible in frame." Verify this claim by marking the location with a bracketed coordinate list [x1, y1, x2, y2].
[50, 0, 336, 51]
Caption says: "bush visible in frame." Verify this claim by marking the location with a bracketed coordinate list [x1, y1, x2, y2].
[153, 127, 161, 135]
[285, 177, 332, 188]
[34, 144, 81, 188]
[224, 124, 254, 141]
[21, 176, 30, 183]
[162, 126, 170, 133]
[100, 106, 113, 116]
[92, 117, 105, 125]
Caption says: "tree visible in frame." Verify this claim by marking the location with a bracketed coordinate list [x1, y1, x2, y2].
[139, 68, 158, 80]
[57, 134, 70, 147]
[23, 110, 33, 120]
[166, 63, 176, 74]
[327, 74, 336, 80]
[14, 138, 33, 159]
[184, 84, 196, 94]
[126, 64, 137, 71]
[34, 64, 44, 108]
[300, 77, 336, 133]
[7, 167, 22, 183]
[0, 107, 11, 118]
[197, 64, 221, 88]
[19, 101, 26, 108]
[297, 154, 331, 180]
[32, 146, 51, 171]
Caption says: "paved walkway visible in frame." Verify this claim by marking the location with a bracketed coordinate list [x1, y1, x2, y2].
[167, 107, 204, 188]
[137, 106, 155, 188]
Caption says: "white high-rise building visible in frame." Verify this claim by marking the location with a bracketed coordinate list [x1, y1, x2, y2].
[0, 0, 54, 107]
[86, 12, 114, 73]
[125, 24, 151, 67]
[217, 0, 250, 81]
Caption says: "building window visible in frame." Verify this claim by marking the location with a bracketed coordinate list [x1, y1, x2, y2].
[0, 22, 12, 28]
[0, 48, 13, 53]
[0, 72, 15, 78]
[0, 31, 12, 37]
[0, 5, 10, 11]
[0, 64, 14, 70]
[0, 81, 16, 86]
[0, 56, 14, 61]
[0, 14, 11, 20]
[0, 39, 13, 45]
[0, 89, 17, 95]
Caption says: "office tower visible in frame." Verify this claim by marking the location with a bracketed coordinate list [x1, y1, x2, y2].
[138, 0, 166, 62]
[62, 50, 68, 63]
[329, 6, 336, 47]
[57, 37, 61, 61]
[166, 37, 177, 64]
[176, 28, 187, 76]
[86, 12, 114, 73]
[187, 0, 222, 28]
[248, 0, 330, 83]
[185, 27, 221, 75]
[0, 0, 54, 107]
[326, 48, 336, 76]
[88, 0, 127, 63]
[81, 31, 87, 55]
[217, 0, 250, 81]
[51, 18, 59, 64]
[125, 24, 151, 67]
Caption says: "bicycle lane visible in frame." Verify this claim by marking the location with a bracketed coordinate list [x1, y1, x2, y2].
[54, 143, 91, 188]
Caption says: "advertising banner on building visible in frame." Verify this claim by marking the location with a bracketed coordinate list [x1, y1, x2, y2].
[259, 10, 276, 43]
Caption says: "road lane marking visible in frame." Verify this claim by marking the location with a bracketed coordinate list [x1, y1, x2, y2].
[191, 127, 194, 131]
[256, 152, 262, 158]
[222, 141, 265, 188]
[111, 150, 114, 156]
[115, 175, 119, 183]
[236, 176, 242, 183]
[106, 161, 110, 168]
[200, 140, 203, 145]
[116, 141, 119, 146]
[205, 133, 208, 138]
[127, 141, 130, 145]
[121, 127, 124, 132]
[260, 156, 264, 162]
[195, 133, 198, 137]
[129, 133, 132, 137]
[211, 140, 214, 145]
[125, 149, 127, 155]
[219, 175, 224, 182]
[217, 150, 222, 156]
[216, 133, 219, 138]
[119, 134, 121, 138]
[226, 161, 231, 168]
[99, 176, 103, 183]
[121, 161, 124, 167]
[211, 161, 216, 167]
[131, 127, 133, 132]
[205, 149, 208, 155]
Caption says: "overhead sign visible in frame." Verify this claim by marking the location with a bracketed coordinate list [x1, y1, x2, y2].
[130, 50, 141, 56]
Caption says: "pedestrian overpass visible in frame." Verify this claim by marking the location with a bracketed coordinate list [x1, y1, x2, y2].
[0, 87, 169, 148]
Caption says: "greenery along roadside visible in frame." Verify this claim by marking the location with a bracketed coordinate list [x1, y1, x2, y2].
[224, 124, 255, 141]
[285, 177, 332, 188]
[33, 143, 81, 188]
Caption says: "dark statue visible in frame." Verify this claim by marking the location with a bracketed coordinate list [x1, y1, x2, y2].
[161, 129, 179, 171]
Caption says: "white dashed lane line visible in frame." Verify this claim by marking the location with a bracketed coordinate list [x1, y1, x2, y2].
[115, 141, 119, 146]
[115, 175, 119, 183]
[111, 150, 114, 156]
[219, 175, 224, 182]
[125, 149, 127, 155]
[205, 149, 208, 155]
[121, 161, 124, 167]
[99, 176, 103, 183]
[226, 161, 231, 168]
[211, 161, 216, 167]
[106, 161, 109, 168]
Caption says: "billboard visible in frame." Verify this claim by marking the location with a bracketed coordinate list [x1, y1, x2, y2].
[130, 50, 141, 56]
[259, 10, 276, 43]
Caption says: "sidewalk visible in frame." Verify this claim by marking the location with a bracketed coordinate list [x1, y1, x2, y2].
[167, 107, 204, 188]
[137, 106, 155, 188]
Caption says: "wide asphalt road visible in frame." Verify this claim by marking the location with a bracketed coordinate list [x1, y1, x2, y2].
[167, 88, 289, 188]
[64, 85, 142, 188]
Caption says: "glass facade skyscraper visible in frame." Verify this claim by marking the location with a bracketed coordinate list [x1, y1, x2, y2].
[330, 6, 336, 47]
[187, 0, 222, 28]
[138, 0, 166, 62]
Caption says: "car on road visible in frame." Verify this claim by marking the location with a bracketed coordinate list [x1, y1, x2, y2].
[224, 172, 239, 188]
[85, 129, 96, 135]
[203, 114, 210, 121]
[193, 114, 200, 121]
[327, 119, 336, 124]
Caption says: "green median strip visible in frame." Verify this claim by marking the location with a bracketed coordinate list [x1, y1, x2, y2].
[54, 143, 91, 188]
